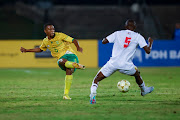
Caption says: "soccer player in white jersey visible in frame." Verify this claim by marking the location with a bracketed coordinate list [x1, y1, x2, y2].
[90, 19, 154, 104]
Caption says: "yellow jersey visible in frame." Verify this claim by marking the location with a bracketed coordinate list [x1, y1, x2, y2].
[40, 32, 76, 59]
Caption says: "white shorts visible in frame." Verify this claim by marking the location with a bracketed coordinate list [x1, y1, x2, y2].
[100, 61, 137, 77]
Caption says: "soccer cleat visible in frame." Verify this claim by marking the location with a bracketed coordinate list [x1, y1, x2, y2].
[90, 94, 96, 104]
[141, 86, 154, 96]
[63, 94, 72, 100]
[72, 63, 85, 70]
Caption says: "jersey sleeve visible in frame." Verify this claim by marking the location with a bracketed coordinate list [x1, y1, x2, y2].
[60, 33, 74, 43]
[39, 40, 47, 51]
[138, 34, 147, 48]
[106, 31, 117, 43]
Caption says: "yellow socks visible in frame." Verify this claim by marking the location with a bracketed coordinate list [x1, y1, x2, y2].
[64, 75, 73, 95]
[65, 61, 85, 69]
[65, 61, 77, 68]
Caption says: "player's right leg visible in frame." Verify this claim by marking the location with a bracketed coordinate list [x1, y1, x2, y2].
[133, 70, 154, 96]
[119, 65, 154, 96]
[57, 54, 85, 100]
[63, 68, 73, 100]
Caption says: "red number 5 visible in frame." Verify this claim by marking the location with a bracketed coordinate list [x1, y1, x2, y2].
[124, 37, 131, 48]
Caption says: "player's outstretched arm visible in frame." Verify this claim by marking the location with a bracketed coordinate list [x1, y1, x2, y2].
[143, 37, 153, 54]
[20, 47, 43, 53]
[102, 38, 109, 44]
[72, 39, 83, 53]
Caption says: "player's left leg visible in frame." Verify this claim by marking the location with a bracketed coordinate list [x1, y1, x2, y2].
[58, 58, 85, 70]
[90, 61, 116, 104]
[60, 54, 83, 100]
[90, 71, 106, 104]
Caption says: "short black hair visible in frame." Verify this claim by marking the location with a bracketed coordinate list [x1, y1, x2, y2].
[125, 19, 136, 30]
[44, 23, 54, 30]
[125, 19, 136, 26]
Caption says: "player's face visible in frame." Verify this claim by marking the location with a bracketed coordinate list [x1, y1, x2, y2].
[44, 25, 55, 38]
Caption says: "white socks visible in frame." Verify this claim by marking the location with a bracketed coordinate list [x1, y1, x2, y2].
[91, 83, 98, 95]
[139, 82, 146, 92]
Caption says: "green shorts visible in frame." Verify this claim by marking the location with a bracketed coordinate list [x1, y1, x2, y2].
[57, 54, 79, 71]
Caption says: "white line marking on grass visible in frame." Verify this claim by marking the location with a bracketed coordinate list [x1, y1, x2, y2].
[24, 70, 31, 73]
[6, 69, 51, 74]
[155, 93, 179, 95]
[159, 88, 180, 90]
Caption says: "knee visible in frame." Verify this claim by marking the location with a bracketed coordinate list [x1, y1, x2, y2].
[59, 58, 67, 66]
[95, 77, 103, 83]
[134, 70, 140, 77]
[94, 72, 106, 83]
[93, 76, 101, 84]
[66, 68, 74, 75]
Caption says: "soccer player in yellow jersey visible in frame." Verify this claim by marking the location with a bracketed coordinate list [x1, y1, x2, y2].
[20, 23, 85, 100]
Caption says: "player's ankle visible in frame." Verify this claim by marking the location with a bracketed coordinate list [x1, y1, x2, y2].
[139, 82, 145, 91]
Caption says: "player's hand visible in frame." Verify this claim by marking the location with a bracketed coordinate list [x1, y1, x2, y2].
[20, 47, 26, 53]
[148, 37, 153, 44]
[77, 47, 83, 53]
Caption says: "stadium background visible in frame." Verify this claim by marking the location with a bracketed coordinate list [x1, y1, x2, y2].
[0, 0, 179, 68]
[0, 1, 180, 120]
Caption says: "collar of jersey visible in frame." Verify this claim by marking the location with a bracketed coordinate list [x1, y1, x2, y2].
[46, 32, 57, 41]
[126, 29, 133, 32]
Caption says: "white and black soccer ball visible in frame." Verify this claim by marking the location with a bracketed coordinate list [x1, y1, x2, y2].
[117, 80, 130, 93]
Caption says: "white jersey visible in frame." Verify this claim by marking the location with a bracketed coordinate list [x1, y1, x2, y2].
[106, 30, 147, 70]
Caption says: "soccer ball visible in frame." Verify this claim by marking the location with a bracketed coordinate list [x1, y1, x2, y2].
[117, 80, 130, 93]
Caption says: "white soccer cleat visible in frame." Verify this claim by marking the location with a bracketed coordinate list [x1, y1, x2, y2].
[63, 94, 72, 100]
[78, 63, 85, 70]
[141, 86, 154, 96]
[72, 63, 85, 70]
[90, 94, 96, 104]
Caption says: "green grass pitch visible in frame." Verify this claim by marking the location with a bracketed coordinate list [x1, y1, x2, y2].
[0, 67, 179, 120]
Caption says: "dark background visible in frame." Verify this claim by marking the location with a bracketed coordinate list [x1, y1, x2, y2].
[0, 0, 179, 39]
